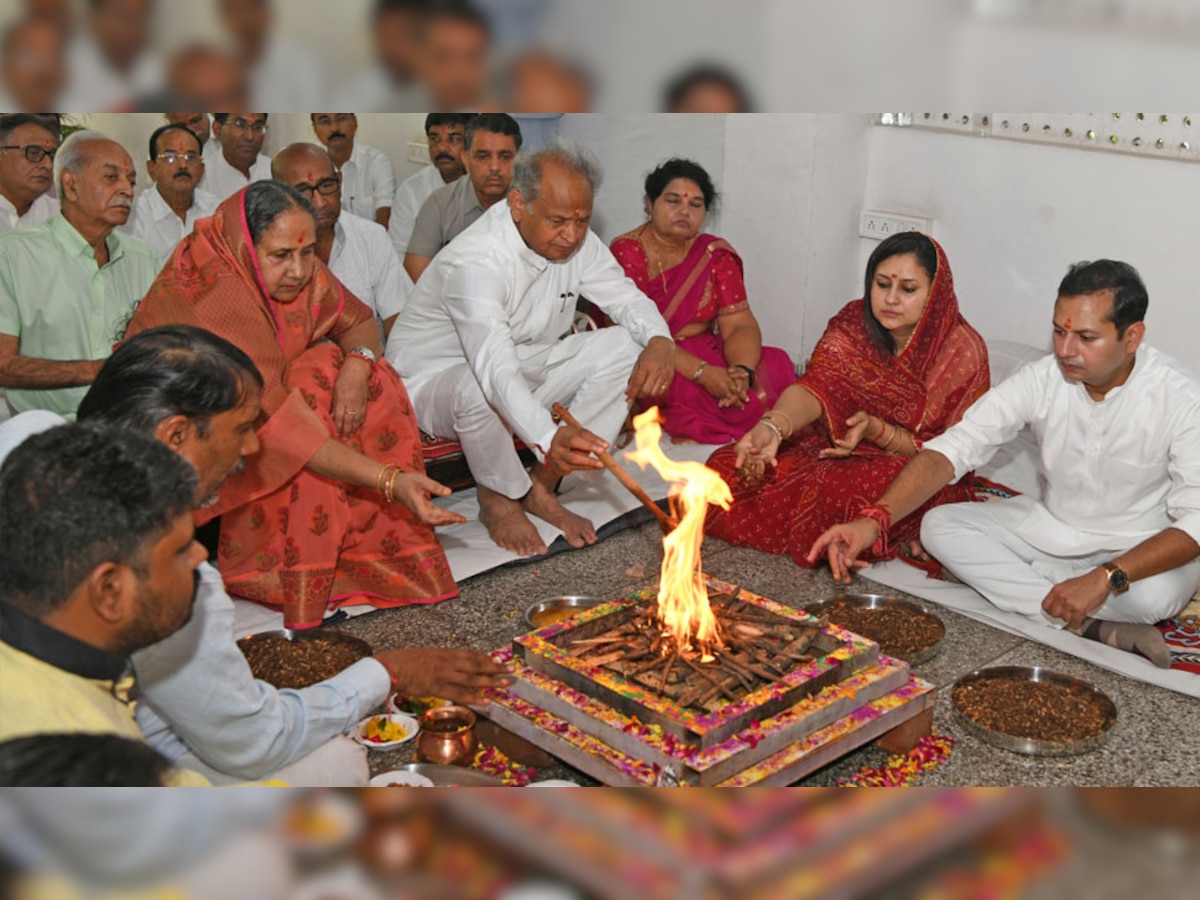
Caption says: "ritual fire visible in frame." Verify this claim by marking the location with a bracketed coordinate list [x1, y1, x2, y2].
[623, 407, 731, 660]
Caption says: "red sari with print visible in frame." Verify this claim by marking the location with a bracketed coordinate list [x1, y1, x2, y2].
[126, 189, 457, 626]
[611, 227, 796, 443]
[705, 238, 990, 567]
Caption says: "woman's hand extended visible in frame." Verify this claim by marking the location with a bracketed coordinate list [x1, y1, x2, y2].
[819, 411, 878, 459]
[732, 421, 781, 479]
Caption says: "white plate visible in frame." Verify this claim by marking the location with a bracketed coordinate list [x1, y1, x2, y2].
[368, 770, 435, 787]
[353, 713, 419, 750]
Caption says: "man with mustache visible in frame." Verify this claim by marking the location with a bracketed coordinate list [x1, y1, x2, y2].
[0, 129, 160, 417]
[204, 112, 272, 202]
[311, 113, 396, 229]
[272, 143, 408, 340]
[0, 113, 59, 234]
[0, 17, 67, 113]
[811, 260, 1200, 669]
[388, 113, 472, 261]
[121, 123, 218, 263]
[404, 112, 521, 284]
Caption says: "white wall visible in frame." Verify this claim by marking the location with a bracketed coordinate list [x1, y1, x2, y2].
[861, 126, 1200, 368]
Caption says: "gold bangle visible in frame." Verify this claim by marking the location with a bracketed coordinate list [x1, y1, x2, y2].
[376, 464, 397, 497]
[759, 418, 785, 443]
[385, 467, 403, 504]
[884, 424, 903, 452]
[761, 411, 792, 440]
[769, 409, 794, 439]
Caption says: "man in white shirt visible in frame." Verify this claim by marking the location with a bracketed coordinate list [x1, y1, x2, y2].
[0, 114, 59, 234]
[387, 143, 676, 557]
[59, 0, 162, 111]
[272, 143, 408, 339]
[810, 260, 1200, 668]
[121, 123, 218, 263]
[388, 113, 471, 259]
[311, 113, 397, 230]
[0, 17, 66, 113]
[164, 112, 213, 190]
[204, 112, 272, 202]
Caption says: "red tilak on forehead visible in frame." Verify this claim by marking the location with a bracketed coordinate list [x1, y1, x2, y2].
[573, 207, 583, 219]
[888, 272, 899, 279]
[306, 170, 314, 181]
[1064, 317, 1073, 329]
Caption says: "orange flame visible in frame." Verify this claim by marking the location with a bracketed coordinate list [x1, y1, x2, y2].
[624, 407, 732, 655]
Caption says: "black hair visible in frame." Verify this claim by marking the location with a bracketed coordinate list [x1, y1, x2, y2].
[0, 423, 197, 618]
[663, 64, 753, 113]
[147, 122, 202, 161]
[80, 325, 263, 439]
[421, 0, 491, 37]
[424, 112, 474, 135]
[212, 113, 269, 125]
[644, 158, 717, 210]
[0, 113, 57, 146]
[862, 232, 939, 356]
[1057, 259, 1149, 338]
[375, 0, 428, 19]
[465, 112, 522, 152]
[242, 179, 316, 245]
[0, 734, 172, 787]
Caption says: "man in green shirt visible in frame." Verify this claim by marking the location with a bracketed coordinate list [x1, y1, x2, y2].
[0, 129, 161, 417]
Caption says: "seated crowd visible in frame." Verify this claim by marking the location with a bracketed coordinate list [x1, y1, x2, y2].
[2, 110, 1199, 787]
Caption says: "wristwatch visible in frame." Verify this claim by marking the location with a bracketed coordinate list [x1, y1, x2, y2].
[1101, 562, 1130, 595]
[346, 346, 377, 365]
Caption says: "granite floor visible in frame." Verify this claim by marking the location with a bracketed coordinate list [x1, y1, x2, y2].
[336, 514, 1200, 787]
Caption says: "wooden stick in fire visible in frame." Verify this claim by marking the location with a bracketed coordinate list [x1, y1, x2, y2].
[551, 403, 679, 534]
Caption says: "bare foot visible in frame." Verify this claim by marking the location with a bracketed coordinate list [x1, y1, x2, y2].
[477, 485, 547, 556]
[522, 479, 597, 549]
[529, 461, 562, 496]
[1080, 618, 1171, 669]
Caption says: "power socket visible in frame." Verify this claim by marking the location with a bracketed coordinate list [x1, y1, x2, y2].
[859, 210, 932, 240]
[406, 141, 430, 165]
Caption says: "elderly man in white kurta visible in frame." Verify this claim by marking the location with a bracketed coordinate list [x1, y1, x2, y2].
[810, 260, 1200, 668]
[387, 143, 675, 557]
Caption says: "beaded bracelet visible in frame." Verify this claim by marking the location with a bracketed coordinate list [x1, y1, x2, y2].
[859, 505, 892, 556]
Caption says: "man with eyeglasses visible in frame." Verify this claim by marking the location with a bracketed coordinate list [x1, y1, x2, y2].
[0, 114, 60, 235]
[388, 113, 472, 261]
[164, 112, 218, 190]
[205, 112, 272, 202]
[311, 113, 396, 230]
[0, 129, 160, 418]
[121, 123, 218, 263]
[272, 143, 408, 340]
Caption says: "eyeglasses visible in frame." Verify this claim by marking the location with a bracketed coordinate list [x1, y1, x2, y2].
[0, 144, 56, 164]
[155, 150, 202, 165]
[225, 117, 268, 135]
[293, 177, 340, 199]
[313, 114, 354, 128]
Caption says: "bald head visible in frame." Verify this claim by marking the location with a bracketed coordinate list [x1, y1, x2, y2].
[271, 142, 341, 233]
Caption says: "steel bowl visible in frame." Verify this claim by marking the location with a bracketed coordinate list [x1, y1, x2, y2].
[524, 595, 607, 629]
[950, 665, 1118, 757]
[385, 763, 502, 787]
[801, 593, 946, 665]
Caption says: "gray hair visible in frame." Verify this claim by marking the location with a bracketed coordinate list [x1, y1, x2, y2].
[511, 139, 604, 202]
[54, 129, 115, 193]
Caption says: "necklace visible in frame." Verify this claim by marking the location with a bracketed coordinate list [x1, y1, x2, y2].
[644, 224, 692, 296]
[896, 328, 916, 356]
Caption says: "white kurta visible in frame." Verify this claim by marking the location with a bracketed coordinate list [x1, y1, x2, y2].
[921, 346, 1200, 624]
[387, 200, 670, 496]
[0, 192, 58, 235]
[337, 143, 396, 222]
[203, 151, 273, 204]
[120, 186, 219, 263]
[328, 212, 408, 329]
[388, 164, 451, 258]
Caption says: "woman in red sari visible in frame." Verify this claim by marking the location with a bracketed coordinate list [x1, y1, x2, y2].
[610, 159, 796, 444]
[125, 182, 463, 628]
[706, 232, 989, 568]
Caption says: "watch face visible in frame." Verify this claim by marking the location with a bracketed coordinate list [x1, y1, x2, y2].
[1108, 567, 1130, 592]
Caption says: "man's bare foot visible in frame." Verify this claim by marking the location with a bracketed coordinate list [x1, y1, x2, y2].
[529, 461, 563, 496]
[1079, 618, 1172, 669]
[477, 485, 547, 556]
[522, 479, 597, 549]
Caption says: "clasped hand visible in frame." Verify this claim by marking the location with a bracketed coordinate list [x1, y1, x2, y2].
[332, 355, 371, 438]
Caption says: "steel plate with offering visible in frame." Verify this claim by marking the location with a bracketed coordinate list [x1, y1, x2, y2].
[524, 596, 606, 629]
[237, 628, 373, 689]
[951, 665, 1117, 756]
[802, 593, 946, 665]
[386, 763, 502, 786]
[354, 713, 419, 750]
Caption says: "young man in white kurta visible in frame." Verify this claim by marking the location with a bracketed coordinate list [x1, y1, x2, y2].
[387, 145, 674, 556]
[810, 260, 1200, 667]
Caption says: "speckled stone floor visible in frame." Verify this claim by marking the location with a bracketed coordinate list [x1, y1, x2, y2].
[335, 515, 1200, 786]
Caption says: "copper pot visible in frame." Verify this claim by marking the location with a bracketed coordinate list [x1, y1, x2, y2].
[415, 705, 478, 766]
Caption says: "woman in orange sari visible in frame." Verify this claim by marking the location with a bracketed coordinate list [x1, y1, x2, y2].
[126, 182, 463, 628]
[706, 232, 989, 568]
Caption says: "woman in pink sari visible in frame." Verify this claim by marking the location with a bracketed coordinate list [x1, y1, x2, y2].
[125, 182, 463, 628]
[610, 159, 795, 444]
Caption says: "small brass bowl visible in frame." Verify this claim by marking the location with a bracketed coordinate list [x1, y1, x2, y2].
[415, 705, 478, 766]
[524, 595, 606, 629]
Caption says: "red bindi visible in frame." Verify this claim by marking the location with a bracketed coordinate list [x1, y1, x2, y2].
[1064, 317, 1073, 329]
[888, 272, 899, 279]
